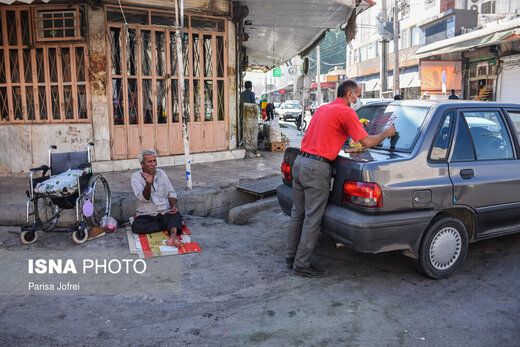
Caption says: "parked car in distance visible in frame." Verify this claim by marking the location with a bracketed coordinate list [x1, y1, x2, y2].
[278, 101, 302, 121]
[277, 100, 520, 279]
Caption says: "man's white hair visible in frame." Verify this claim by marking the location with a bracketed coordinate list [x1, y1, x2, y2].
[138, 149, 157, 163]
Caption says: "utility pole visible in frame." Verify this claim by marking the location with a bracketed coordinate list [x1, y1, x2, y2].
[378, 0, 388, 98]
[317, 45, 322, 105]
[174, 0, 192, 190]
[393, 0, 400, 97]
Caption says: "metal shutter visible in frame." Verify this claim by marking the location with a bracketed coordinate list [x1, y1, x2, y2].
[499, 55, 520, 103]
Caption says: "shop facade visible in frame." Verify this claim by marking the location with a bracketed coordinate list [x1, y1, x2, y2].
[0, 0, 238, 175]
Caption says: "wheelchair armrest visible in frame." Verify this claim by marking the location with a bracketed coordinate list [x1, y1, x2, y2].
[78, 162, 92, 170]
[30, 165, 49, 177]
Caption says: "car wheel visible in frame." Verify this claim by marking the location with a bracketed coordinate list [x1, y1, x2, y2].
[417, 217, 468, 279]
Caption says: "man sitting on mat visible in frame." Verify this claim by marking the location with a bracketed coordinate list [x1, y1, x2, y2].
[131, 149, 183, 247]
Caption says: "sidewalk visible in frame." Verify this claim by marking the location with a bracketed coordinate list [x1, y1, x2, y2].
[0, 151, 287, 226]
[0, 120, 305, 226]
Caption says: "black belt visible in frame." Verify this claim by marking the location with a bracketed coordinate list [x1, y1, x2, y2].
[299, 151, 331, 164]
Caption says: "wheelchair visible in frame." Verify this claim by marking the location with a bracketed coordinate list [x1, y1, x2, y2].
[20, 142, 112, 244]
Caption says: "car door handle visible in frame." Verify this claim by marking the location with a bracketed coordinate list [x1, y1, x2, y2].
[460, 169, 474, 179]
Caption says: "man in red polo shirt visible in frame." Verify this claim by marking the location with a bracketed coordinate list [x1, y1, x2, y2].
[286, 79, 396, 278]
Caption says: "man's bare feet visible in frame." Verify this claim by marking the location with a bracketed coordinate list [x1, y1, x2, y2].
[166, 235, 182, 247]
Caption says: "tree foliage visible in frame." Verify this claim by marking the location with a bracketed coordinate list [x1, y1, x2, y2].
[306, 29, 347, 78]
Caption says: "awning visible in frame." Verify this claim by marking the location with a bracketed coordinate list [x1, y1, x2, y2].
[240, 0, 375, 69]
[0, 0, 49, 3]
[362, 78, 380, 91]
[416, 18, 520, 59]
[395, 71, 420, 89]
[310, 82, 336, 89]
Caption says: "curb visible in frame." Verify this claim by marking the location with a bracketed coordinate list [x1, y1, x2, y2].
[227, 196, 279, 225]
[0, 176, 282, 226]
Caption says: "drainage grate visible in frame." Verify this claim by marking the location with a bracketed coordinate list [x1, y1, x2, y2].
[235, 176, 282, 199]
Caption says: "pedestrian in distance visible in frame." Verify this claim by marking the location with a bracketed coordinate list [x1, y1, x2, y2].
[265, 102, 275, 121]
[286, 79, 396, 278]
[421, 92, 430, 100]
[131, 149, 184, 248]
[242, 81, 255, 104]
[448, 89, 459, 100]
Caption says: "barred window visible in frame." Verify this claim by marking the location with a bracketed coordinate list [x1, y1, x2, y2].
[0, 6, 90, 123]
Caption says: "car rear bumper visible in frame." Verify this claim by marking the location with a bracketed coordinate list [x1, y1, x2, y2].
[277, 184, 436, 254]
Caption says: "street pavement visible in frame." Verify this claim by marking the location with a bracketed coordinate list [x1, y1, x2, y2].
[2, 119, 518, 345]
[0, 204, 519, 345]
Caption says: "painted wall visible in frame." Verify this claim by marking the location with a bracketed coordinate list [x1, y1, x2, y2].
[89, 5, 111, 162]
[0, 124, 94, 176]
[228, 21, 238, 150]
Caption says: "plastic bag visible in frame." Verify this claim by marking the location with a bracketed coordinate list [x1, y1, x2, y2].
[269, 117, 282, 142]
[100, 216, 118, 232]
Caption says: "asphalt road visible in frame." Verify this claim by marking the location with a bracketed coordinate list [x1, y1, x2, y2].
[1, 205, 519, 346]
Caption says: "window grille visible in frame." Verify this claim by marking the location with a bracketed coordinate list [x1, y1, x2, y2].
[0, 7, 90, 123]
[34, 6, 85, 42]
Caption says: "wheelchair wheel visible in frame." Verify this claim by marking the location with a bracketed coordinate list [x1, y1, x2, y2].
[71, 228, 88, 244]
[21, 230, 38, 244]
[34, 196, 59, 233]
[86, 174, 111, 227]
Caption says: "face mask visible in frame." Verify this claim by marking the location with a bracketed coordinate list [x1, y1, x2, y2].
[350, 94, 362, 111]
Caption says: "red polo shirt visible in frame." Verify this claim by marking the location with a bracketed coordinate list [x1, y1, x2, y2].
[301, 97, 368, 161]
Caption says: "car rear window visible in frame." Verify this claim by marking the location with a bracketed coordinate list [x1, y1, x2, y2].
[367, 105, 430, 152]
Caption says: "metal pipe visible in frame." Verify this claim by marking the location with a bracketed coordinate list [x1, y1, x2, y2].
[393, 0, 400, 97]
[29, 171, 34, 199]
[26, 200, 31, 223]
[175, 0, 192, 190]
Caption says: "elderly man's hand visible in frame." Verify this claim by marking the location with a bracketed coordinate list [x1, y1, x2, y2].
[141, 172, 154, 185]
[169, 204, 179, 215]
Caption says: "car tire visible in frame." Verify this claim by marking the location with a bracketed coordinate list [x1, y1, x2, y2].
[416, 217, 468, 279]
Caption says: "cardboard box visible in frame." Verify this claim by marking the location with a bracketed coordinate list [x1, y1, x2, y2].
[269, 142, 286, 152]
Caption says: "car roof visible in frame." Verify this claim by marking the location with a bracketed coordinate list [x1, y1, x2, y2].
[359, 100, 520, 109]
[398, 100, 520, 108]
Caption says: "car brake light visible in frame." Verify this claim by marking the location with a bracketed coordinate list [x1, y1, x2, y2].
[343, 180, 382, 208]
[281, 161, 291, 180]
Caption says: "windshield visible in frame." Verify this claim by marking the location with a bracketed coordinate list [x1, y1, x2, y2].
[356, 104, 387, 122]
[366, 105, 430, 152]
[285, 104, 300, 109]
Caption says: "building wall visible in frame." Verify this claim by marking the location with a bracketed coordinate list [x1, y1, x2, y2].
[347, 46, 419, 78]
[0, 0, 239, 175]
[89, 5, 111, 162]
[228, 21, 237, 150]
[0, 124, 94, 175]
[120, 0, 231, 15]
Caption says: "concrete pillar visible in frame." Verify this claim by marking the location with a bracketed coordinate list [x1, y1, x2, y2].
[228, 21, 237, 150]
[87, 6, 111, 162]
[243, 103, 258, 158]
